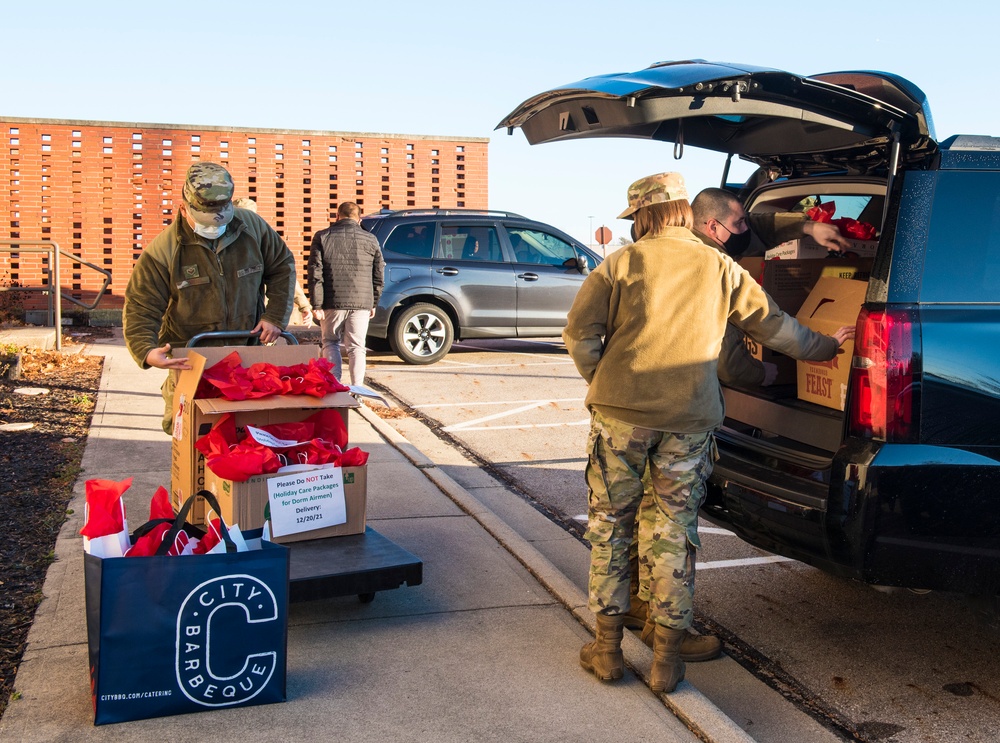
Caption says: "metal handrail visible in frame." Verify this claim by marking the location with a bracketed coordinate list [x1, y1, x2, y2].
[0, 240, 114, 351]
[0, 240, 62, 351]
[58, 248, 112, 311]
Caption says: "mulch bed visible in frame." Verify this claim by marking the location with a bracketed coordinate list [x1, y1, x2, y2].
[0, 335, 106, 718]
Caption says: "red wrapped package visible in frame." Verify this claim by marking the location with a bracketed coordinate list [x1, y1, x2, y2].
[197, 351, 350, 402]
[833, 217, 877, 240]
[149, 485, 173, 521]
[125, 522, 171, 557]
[195, 408, 358, 481]
[194, 413, 282, 481]
[192, 518, 224, 554]
[81, 478, 131, 539]
[196, 351, 245, 399]
[806, 202, 836, 223]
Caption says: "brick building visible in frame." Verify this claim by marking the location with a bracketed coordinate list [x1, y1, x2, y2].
[1, 117, 489, 319]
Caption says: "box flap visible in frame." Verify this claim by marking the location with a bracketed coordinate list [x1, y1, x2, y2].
[796, 276, 868, 326]
[173, 351, 209, 411]
[195, 390, 359, 413]
[177, 345, 359, 412]
[175, 344, 320, 366]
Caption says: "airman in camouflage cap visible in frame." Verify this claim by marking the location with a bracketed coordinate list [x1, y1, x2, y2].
[616, 171, 689, 220]
[182, 162, 235, 226]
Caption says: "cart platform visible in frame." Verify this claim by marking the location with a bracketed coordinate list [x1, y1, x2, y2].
[287, 526, 423, 603]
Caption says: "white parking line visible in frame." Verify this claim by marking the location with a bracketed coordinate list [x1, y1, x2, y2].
[443, 359, 577, 369]
[415, 398, 584, 409]
[448, 419, 590, 431]
[442, 401, 585, 432]
[372, 358, 577, 370]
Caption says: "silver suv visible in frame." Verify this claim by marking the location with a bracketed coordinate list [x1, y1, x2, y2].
[361, 209, 602, 364]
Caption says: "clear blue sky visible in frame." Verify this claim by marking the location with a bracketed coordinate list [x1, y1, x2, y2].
[3, 0, 995, 247]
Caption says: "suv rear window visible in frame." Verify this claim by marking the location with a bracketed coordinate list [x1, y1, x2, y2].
[383, 221, 436, 259]
[921, 171, 1000, 303]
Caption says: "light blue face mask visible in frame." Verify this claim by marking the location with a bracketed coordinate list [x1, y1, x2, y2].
[192, 222, 227, 240]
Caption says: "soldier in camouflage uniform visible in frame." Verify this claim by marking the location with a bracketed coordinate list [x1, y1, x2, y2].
[564, 172, 849, 693]
[124, 163, 295, 433]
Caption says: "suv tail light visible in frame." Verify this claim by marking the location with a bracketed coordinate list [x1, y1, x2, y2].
[848, 308, 919, 442]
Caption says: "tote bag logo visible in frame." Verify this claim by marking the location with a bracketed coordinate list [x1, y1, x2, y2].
[175, 573, 279, 707]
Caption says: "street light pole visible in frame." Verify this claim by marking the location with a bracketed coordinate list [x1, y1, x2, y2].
[588, 215, 594, 247]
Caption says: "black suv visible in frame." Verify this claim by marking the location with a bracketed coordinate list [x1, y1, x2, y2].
[500, 60, 1000, 594]
[360, 209, 602, 364]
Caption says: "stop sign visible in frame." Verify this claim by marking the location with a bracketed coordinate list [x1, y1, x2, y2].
[595, 226, 612, 245]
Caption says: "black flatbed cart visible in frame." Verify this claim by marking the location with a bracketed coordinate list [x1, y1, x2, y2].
[187, 331, 423, 604]
[287, 526, 423, 603]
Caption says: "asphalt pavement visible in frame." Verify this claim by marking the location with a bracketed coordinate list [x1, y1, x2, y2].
[0, 327, 753, 742]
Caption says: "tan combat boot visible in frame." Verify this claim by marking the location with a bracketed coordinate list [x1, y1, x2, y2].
[579, 614, 625, 682]
[623, 596, 648, 630]
[649, 624, 686, 693]
[640, 619, 723, 662]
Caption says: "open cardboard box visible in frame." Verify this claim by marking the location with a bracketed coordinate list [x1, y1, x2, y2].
[734, 258, 870, 386]
[170, 345, 360, 524]
[795, 276, 868, 410]
[204, 464, 367, 544]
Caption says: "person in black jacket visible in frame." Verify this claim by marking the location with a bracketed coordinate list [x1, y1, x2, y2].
[307, 202, 385, 385]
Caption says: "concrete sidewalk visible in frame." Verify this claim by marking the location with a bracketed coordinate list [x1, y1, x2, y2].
[0, 330, 752, 742]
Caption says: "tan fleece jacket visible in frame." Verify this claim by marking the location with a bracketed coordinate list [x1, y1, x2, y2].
[563, 226, 838, 432]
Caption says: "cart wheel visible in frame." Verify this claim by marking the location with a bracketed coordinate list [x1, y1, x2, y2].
[358, 592, 376, 603]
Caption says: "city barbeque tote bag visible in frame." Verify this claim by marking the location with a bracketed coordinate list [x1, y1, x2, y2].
[84, 490, 290, 725]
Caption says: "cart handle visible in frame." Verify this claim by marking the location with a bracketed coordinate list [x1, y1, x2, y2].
[186, 329, 299, 347]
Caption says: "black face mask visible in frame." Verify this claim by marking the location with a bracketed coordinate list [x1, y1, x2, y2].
[718, 223, 753, 258]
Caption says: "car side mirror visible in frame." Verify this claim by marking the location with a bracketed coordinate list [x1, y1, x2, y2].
[576, 256, 590, 275]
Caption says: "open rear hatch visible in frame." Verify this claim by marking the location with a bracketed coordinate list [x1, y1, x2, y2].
[498, 59, 935, 176]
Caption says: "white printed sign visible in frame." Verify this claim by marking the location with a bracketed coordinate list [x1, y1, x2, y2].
[266, 466, 346, 537]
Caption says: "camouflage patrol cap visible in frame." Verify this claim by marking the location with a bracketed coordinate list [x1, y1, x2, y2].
[617, 171, 689, 220]
[182, 163, 235, 226]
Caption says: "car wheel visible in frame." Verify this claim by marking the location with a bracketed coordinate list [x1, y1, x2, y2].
[389, 303, 454, 365]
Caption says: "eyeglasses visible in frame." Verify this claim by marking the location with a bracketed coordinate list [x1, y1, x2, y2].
[710, 216, 748, 233]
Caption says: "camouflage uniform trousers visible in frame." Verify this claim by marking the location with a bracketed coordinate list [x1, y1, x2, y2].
[585, 408, 715, 630]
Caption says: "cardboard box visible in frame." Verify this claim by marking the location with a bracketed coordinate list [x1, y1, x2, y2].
[737, 257, 765, 285]
[204, 464, 367, 544]
[742, 334, 797, 386]
[760, 258, 872, 316]
[766, 235, 878, 260]
[728, 259, 871, 388]
[795, 276, 868, 410]
[170, 345, 360, 524]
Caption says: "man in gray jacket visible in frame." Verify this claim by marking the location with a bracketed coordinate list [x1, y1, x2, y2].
[307, 202, 385, 385]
